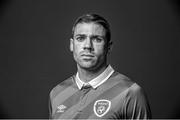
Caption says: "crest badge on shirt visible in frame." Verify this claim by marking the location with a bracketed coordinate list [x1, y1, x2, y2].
[57, 104, 67, 113]
[93, 99, 111, 117]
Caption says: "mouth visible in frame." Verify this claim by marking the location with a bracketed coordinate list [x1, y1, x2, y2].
[81, 54, 94, 60]
[81, 54, 94, 57]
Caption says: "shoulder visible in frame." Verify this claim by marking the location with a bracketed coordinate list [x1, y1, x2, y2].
[128, 83, 144, 95]
[49, 75, 75, 99]
[108, 71, 146, 98]
[106, 71, 151, 118]
[109, 71, 135, 89]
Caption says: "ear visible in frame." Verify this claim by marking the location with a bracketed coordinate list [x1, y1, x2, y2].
[70, 38, 73, 52]
[107, 41, 113, 54]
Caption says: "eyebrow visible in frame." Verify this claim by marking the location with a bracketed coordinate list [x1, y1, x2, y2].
[74, 34, 86, 37]
[74, 34, 104, 38]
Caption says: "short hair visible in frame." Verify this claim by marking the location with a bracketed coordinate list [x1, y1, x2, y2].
[71, 13, 111, 43]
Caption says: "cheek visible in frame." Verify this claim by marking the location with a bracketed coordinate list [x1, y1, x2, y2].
[73, 44, 82, 56]
[95, 45, 106, 55]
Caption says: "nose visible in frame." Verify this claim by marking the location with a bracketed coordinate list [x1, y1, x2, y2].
[83, 37, 93, 51]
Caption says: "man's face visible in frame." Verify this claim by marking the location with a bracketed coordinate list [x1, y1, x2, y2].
[70, 22, 109, 71]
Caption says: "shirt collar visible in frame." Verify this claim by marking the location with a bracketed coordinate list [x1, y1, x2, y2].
[75, 65, 114, 90]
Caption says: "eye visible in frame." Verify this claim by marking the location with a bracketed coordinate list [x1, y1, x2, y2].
[92, 37, 103, 43]
[76, 36, 85, 42]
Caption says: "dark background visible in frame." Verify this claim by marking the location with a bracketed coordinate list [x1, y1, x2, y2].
[2, 0, 179, 118]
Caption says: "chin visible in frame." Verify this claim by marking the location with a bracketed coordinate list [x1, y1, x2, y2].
[81, 64, 95, 69]
[78, 62, 96, 69]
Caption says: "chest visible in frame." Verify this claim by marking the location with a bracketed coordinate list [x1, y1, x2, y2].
[52, 86, 125, 119]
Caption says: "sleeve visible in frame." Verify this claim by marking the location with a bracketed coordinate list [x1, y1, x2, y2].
[123, 83, 151, 119]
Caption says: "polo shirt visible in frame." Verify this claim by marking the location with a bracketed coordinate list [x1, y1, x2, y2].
[49, 65, 151, 119]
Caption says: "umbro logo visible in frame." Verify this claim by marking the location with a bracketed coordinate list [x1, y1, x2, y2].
[57, 105, 67, 113]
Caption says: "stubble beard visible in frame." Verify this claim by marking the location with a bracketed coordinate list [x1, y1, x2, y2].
[76, 55, 107, 73]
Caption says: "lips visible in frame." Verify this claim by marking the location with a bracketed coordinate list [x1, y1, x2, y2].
[81, 53, 94, 59]
[81, 54, 94, 57]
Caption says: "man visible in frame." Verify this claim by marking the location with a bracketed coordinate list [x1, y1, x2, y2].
[49, 13, 151, 119]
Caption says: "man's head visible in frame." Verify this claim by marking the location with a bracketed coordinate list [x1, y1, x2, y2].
[71, 13, 111, 44]
[70, 13, 112, 71]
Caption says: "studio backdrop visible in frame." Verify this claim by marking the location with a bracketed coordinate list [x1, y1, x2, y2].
[2, 0, 180, 118]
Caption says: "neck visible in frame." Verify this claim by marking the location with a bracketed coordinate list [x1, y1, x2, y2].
[77, 63, 108, 83]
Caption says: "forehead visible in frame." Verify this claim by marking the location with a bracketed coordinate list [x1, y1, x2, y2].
[74, 22, 106, 36]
